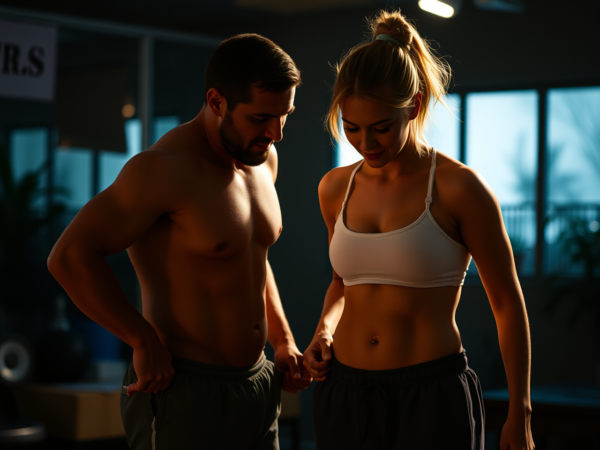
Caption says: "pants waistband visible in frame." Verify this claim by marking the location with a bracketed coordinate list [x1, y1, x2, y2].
[330, 350, 469, 386]
[171, 353, 268, 380]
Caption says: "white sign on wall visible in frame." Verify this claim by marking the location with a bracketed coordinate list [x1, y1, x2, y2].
[0, 19, 57, 102]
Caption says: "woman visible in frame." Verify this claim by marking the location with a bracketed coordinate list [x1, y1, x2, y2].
[303, 9, 534, 450]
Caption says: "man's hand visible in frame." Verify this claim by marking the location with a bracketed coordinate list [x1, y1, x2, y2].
[302, 331, 333, 382]
[274, 343, 312, 394]
[499, 412, 535, 450]
[127, 336, 175, 396]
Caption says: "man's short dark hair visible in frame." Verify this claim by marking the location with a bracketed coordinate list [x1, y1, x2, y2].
[204, 34, 301, 111]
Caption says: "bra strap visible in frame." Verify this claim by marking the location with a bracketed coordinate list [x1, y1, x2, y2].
[425, 148, 437, 207]
[342, 160, 365, 204]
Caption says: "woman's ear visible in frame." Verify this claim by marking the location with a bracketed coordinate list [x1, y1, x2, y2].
[409, 92, 423, 120]
[206, 88, 228, 118]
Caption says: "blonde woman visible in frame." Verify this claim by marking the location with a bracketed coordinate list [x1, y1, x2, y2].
[303, 9, 534, 450]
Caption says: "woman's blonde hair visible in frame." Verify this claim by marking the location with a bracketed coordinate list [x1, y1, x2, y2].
[327, 9, 451, 157]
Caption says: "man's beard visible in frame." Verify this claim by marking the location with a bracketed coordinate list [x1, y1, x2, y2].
[219, 111, 270, 166]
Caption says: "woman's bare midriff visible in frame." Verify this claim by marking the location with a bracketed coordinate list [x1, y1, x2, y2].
[333, 283, 463, 370]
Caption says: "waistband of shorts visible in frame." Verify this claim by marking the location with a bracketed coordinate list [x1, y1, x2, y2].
[171, 353, 268, 380]
[330, 350, 469, 386]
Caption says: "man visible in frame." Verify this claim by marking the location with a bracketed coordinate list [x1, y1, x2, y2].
[48, 34, 310, 450]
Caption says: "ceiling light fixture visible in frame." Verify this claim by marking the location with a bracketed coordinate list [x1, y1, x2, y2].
[418, 0, 456, 18]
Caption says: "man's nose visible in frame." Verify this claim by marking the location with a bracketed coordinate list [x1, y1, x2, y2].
[265, 119, 284, 142]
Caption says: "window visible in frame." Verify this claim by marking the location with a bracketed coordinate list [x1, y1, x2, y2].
[153, 116, 180, 144]
[427, 94, 460, 161]
[9, 128, 48, 211]
[466, 91, 538, 275]
[545, 87, 600, 275]
[53, 147, 93, 211]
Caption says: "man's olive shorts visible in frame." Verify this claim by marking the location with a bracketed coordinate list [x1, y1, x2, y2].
[121, 353, 282, 450]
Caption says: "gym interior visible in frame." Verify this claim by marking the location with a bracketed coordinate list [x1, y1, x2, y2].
[0, 0, 598, 449]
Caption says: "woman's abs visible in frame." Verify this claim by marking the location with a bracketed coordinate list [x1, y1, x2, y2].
[332, 284, 463, 370]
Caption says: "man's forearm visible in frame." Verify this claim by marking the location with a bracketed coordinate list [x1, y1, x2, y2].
[264, 260, 295, 349]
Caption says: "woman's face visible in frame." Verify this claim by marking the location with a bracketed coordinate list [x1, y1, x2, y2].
[339, 93, 419, 168]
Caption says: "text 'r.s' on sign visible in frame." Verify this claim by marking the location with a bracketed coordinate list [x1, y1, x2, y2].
[0, 19, 57, 102]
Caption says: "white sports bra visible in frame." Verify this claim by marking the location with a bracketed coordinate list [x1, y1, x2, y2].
[329, 149, 471, 288]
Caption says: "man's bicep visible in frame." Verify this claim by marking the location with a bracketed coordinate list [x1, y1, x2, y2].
[68, 190, 162, 255]
[54, 154, 172, 257]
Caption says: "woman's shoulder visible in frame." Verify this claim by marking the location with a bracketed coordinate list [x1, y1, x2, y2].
[318, 161, 363, 220]
[434, 150, 498, 210]
[319, 161, 362, 200]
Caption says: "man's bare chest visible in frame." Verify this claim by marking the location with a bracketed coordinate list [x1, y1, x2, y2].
[165, 172, 282, 257]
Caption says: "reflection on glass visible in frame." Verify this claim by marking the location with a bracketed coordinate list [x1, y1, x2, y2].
[9, 128, 48, 210]
[466, 90, 538, 275]
[546, 87, 600, 274]
[54, 148, 93, 210]
[428, 94, 460, 161]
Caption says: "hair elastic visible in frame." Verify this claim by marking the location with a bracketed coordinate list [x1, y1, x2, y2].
[375, 34, 401, 46]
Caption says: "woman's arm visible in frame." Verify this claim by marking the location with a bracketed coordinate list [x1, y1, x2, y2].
[303, 167, 351, 381]
[303, 277, 345, 381]
[449, 166, 534, 450]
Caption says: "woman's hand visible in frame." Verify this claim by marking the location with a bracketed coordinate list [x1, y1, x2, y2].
[302, 331, 333, 381]
[499, 412, 535, 450]
[274, 342, 312, 394]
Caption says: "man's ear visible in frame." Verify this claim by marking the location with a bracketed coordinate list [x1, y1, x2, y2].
[206, 88, 228, 118]
[409, 92, 423, 120]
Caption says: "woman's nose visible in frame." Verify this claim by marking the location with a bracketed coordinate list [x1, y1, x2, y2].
[359, 131, 376, 152]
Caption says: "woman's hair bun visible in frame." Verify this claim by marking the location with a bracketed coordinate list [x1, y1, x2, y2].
[371, 12, 413, 46]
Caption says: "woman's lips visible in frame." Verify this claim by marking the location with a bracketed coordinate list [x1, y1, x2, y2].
[363, 151, 384, 160]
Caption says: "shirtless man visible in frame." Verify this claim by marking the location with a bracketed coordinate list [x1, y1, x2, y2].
[48, 34, 310, 450]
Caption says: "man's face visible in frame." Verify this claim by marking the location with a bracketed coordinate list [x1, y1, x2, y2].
[219, 84, 296, 166]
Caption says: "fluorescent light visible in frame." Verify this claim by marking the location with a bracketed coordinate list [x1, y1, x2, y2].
[419, 0, 455, 18]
